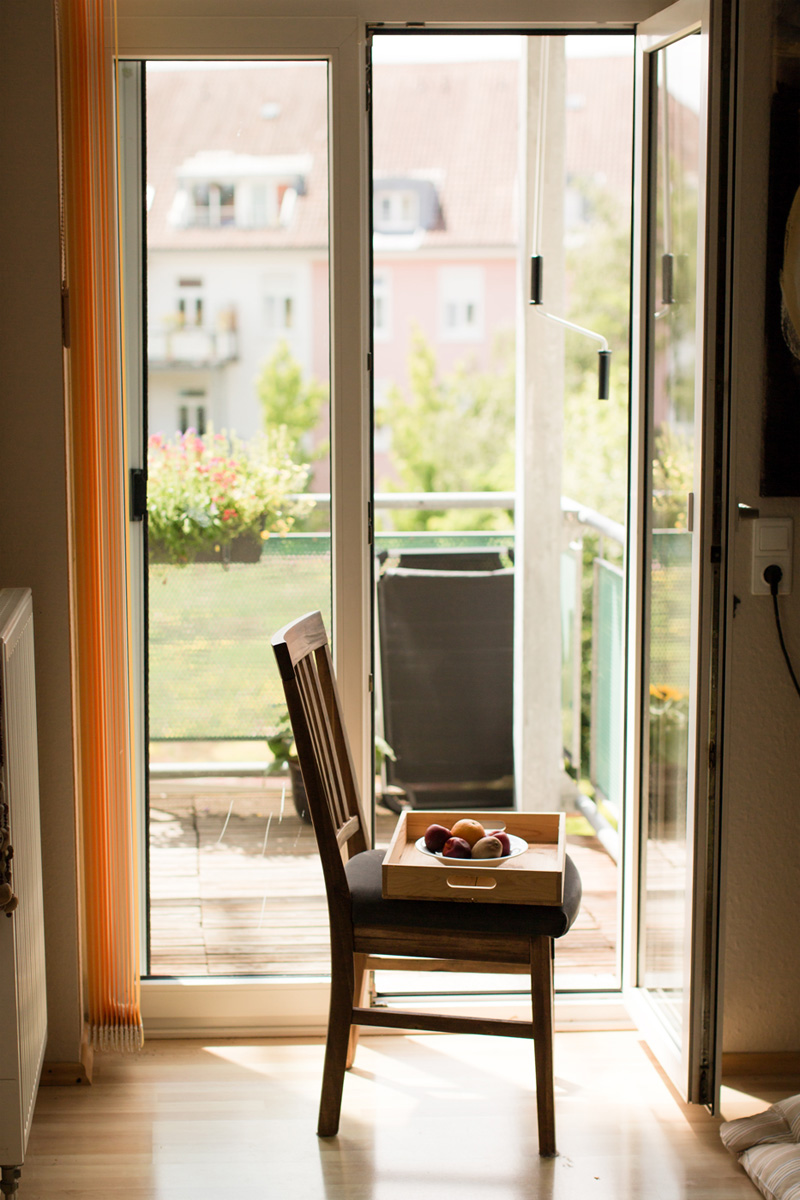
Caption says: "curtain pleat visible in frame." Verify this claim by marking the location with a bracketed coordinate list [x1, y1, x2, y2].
[57, 0, 142, 1051]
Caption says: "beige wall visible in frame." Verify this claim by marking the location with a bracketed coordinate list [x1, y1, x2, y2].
[0, 0, 84, 1062]
[720, 0, 800, 1054]
[1, 0, 799, 1064]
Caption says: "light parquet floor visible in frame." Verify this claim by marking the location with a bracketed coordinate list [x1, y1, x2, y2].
[148, 776, 619, 982]
[21, 1031, 777, 1200]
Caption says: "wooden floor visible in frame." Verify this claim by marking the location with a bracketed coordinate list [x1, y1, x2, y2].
[20, 1031, 780, 1200]
[148, 776, 619, 982]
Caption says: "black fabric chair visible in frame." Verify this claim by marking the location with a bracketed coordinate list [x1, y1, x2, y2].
[376, 565, 514, 809]
[271, 610, 581, 1155]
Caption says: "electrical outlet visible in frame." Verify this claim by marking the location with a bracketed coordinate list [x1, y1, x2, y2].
[751, 517, 793, 595]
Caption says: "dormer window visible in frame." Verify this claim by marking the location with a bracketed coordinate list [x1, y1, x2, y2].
[191, 182, 236, 227]
[170, 151, 313, 232]
[375, 189, 419, 232]
[372, 176, 441, 236]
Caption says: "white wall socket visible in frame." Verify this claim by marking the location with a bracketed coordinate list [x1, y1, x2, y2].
[751, 517, 793, 595]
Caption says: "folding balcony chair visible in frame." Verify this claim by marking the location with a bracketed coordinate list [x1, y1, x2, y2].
[376, 564, 515, 809]
[271, 610, 581, 1156]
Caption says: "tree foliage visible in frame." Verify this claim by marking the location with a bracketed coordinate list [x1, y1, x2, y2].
[376, 329, 516, 531]
[561, 183, 632, 527]
[256, 339, 328, 464]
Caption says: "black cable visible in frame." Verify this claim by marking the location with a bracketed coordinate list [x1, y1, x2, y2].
[765, 565, 800, 701]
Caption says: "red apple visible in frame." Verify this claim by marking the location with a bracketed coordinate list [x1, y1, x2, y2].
[424, 823, 452, 852]
[489, 830, 511, 856]
[441, 836, 472, 859]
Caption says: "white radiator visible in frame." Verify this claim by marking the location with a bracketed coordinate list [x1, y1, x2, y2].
[0, 589, 47, 1196]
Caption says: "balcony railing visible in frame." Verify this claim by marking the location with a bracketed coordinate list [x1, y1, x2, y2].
[148, 325, 238, 367]
[147, 491, 627, 854]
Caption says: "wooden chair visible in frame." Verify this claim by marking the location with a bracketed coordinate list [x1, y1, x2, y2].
[271, 611, 582, 1156]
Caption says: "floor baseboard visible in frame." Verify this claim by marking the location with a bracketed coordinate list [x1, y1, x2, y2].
[40, 1029, 94, 1085]
[722, 1051, 800, 1077]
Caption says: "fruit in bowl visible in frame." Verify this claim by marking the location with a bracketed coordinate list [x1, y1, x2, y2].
[423, 823, 452, 852]
[441, 836, 473, 859]
[488, 830, 511, 856]
[421, 820, 519, 862]
[449, 818, 486, 847]
[471, 835, 504, 859]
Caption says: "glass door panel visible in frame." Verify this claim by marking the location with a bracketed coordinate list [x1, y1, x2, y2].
[370, 32, 632, 999]
[144, 61, 332, 977]
[639, 33, 702, 1039]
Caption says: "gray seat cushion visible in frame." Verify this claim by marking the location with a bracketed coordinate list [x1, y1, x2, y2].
[345, 849, 581, 939]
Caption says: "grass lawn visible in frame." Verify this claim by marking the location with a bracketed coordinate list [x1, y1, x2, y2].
[148, 547, 331, 740]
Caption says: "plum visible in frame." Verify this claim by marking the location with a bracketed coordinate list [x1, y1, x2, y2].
[424, 823, 452, 852]
[441, 836, 472, 859]
[489, 830, 511, 856]
[472, 835, 504, 859]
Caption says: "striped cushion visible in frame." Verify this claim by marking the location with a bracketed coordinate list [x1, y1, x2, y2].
[740, 1144, 800, 1200]
[721, 1107, 793, 1154]
[777, 1096, 800, 1143]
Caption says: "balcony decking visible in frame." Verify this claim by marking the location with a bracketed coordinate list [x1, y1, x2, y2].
[148, 774, 618, 982]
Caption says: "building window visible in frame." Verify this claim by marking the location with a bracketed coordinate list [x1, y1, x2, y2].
[178, 395, 207, 435]
[439, 266, 484, 341]
[373, 189, 419, 233]
[177, 279, 205, 328]
[373, 272, 392, 339]
[264, 290, 295, 332]
[192, 182, 236, 227]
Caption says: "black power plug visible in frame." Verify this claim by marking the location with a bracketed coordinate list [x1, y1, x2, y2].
[763, 563, 784, 595]
[763, 563, 800, 699]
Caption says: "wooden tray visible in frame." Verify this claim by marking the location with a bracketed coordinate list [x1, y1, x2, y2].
[381, 810, 565, 906]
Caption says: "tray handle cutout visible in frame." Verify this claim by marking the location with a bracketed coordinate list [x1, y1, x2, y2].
[446, 874, 497, 890]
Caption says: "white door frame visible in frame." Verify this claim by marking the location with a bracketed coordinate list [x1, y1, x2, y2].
[623, 0, 733, 1109]
[116, 0, 732, 1043]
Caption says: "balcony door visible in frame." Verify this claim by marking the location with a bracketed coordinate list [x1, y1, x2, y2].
[626, 0, 730, 1108]
[117, 4, 733, 1052]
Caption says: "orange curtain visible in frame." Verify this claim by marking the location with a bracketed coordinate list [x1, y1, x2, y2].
[57, 0, 142, 1050]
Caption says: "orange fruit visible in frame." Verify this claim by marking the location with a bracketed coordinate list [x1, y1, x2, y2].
[449, 818, 486, 847]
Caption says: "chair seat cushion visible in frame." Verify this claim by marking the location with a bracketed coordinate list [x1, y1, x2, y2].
[345, 849, 581, 939]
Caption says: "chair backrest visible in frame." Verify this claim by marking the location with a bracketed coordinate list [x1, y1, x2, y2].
[271, 612, 370, 904]
[376, 566, 515, 808]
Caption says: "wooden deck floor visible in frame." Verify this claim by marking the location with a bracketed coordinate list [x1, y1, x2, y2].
[148, 776, 619, 982]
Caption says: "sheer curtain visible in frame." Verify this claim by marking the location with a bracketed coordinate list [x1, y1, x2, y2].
[57, 0, 142, 1050]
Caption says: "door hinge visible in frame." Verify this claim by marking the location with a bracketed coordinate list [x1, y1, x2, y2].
[130, 467, 147, 521]
[61, 286, 70, 349]
[367, 500, 373, 545]
[708, 740, 716, 770]
[365, 48, 372, 112]
[368, 673, 374, 693]
[367, 350, 372, 372]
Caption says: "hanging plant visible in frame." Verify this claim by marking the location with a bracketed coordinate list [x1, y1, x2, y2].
[146, 426, 311, 565]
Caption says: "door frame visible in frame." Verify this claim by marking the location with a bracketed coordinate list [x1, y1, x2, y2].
[116, 0, 734, 1045]
[623, 0, 735, 1109]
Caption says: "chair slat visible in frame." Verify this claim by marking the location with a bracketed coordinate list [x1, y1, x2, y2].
[295, 656, 351, 834]
[316, 644, 366, 846]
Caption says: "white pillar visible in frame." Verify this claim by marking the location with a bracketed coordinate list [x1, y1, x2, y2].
[515, 38, 567, 812]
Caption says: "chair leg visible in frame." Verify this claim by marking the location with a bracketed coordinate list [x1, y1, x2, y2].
[318, 952, 355, 1137]
[530, 935, 556, 1157]
[346, 953, 369, 1070]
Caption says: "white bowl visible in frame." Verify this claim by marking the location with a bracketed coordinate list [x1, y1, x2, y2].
[414, 833, 528, 867]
